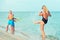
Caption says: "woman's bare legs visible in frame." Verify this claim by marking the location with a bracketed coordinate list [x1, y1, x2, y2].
[34, 20, 45, 40]
[33, 20, 41, 24]
[40, 21, 45, 40]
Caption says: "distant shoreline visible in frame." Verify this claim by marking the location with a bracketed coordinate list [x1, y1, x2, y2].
[0, 11, 60, 13]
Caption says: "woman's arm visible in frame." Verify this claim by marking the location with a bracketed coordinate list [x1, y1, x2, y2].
[39, 11, 43, 16]
[48, 11, 51, 17]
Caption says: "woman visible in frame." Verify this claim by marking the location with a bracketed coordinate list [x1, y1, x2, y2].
[34, 5, 51, 40]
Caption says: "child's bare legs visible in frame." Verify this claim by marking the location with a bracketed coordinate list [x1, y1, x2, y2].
[6, 25, 9, 32]
[10, 26, 15, 34]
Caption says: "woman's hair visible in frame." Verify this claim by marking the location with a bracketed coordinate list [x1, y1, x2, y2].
[42, 5, 48, 13]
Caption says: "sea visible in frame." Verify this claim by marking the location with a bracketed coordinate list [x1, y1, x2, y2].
[0, 11, 60, 40]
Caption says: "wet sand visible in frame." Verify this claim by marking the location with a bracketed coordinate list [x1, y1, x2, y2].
[0, 26, 59, 40]
[0, 30, 25, 40]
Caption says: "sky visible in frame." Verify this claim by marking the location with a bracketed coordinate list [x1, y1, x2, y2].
[0, 0, 60, 11]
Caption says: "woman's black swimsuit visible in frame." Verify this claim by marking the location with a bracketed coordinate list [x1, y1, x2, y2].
[42, 17, 48, 24]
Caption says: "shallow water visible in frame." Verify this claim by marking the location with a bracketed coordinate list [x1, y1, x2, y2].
[0, 11, 60, 40]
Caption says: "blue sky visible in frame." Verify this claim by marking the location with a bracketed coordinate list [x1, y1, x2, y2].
[0, 0, 60, 11]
